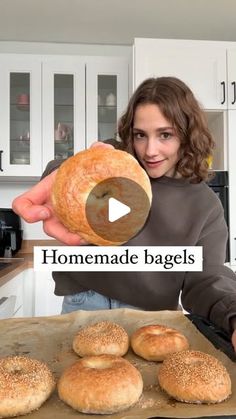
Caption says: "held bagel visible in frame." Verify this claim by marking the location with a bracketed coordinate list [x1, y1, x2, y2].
[72, 321, 129, 357]
[58, 354, 143, 414]
[158, 350, 232, 403]
[0, 355, 55, 418]
[131, 324, 189, 361]
[51, 147, 152, 245]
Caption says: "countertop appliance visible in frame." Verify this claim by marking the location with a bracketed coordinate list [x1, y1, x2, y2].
[0, 208, 22, 257]
[207, 171, 229, 262]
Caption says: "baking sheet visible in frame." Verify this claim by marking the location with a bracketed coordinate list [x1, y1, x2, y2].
[0, 309, 236, 418]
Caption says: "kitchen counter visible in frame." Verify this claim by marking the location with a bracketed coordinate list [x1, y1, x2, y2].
[0, 239, 61, 287]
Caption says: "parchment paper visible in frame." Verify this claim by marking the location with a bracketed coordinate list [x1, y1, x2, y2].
[0, 309, 236, 418]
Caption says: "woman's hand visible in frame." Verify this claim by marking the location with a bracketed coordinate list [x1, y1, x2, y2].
[12, 141, 114, 245]
[12, 170, 86, 245]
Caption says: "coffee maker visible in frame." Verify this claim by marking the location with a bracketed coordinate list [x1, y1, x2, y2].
[0, 209, 23, 257]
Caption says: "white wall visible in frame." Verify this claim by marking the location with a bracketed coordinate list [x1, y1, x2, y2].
[0, 180, 49, 239]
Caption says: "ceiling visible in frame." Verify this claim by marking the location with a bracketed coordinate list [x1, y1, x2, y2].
[1, 0, 236, 46]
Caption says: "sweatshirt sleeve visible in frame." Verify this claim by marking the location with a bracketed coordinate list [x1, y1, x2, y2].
[41, 159, 64, 179]
[41, 139, 123, 180]
[181, 201, 236, 333]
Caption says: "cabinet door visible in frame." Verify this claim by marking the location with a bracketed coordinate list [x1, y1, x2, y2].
[0, 273, 24, 318]
[227, 49, 236, 110]
[134, 38, 227, 110]
[0, 55, 42, 176]
[228, 111, 236, 265]
[86, 57, 129, 147]
[34, 271, 63, 316]
[42, 57, 86, 171]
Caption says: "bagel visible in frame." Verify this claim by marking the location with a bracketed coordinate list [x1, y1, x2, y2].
[51, 147, 152, 245]
[0, 355, 55, 417]
[72, 321, 129, 357]
[58, 354, 143, 414]
[131, 324, 189, 361]
[158, 350, 232, 403]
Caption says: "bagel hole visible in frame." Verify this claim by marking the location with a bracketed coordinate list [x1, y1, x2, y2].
[184, 357, 203, 366]
[6, 365, 24, 374]
[95, 190, 111, 199]
[84, 359, 112, 369]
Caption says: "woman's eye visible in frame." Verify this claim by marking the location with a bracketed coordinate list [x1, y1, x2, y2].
[133, 132, 145, 140]
[160, 132, 172, 139]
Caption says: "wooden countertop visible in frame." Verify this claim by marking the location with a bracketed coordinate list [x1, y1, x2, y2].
[0, 240, 61, 286]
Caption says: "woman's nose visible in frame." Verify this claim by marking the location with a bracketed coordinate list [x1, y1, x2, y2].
[145, 138, 160, 157]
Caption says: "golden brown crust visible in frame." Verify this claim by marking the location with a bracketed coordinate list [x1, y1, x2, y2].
[131, 324, 189, 361]
[72, 321, 129, 357]
[158, 350, 232, 404]
[58, 354, 143, 414]
[51, 147, 152, 245]
[0, 356, 55, 417]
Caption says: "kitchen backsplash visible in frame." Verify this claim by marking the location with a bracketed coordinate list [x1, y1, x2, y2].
[0, 181, 49, 239]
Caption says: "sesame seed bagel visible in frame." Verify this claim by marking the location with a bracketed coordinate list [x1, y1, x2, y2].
[58, 354, 143, 414]
[72, 321, 129, 357]
[0, 355, 55, 418]
[131, 324, 189, 361]
[158, 350, 232, 404]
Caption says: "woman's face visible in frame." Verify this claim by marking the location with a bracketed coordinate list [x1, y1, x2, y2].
[133, 103, 181, 178]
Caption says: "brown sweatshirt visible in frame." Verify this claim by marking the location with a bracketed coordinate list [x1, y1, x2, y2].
[42, 151, 236, 333]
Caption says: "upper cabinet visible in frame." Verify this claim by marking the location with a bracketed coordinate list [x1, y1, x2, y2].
[134, 38, 228, 110]
[86, 57, 129, 147]
[0, 55, 42, 176]
[42, 56, 86, 171]
[227, 49, 236, 110]
[0, 53, 129, 177]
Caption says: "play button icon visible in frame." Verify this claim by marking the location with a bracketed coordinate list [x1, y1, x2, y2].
[85, 176, 152, 245]
[108, 198, 131, 222]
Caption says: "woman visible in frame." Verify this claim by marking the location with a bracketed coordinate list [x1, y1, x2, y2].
[12, 77, 236, 349]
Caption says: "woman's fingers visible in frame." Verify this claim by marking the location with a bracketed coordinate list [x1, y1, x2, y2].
[43, 216, 87, 245]
[12, 171, 57, 222]
[90, 141, 114, 150]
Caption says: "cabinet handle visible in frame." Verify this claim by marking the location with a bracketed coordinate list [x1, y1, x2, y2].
[231, 82, 236, 105]
[0, 150, 3, 172]
[221, 81, 226, 105]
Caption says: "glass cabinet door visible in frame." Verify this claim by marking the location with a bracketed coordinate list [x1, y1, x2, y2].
[97, 75, 117, 139]
[0, 56, 42, 176]
[10, 73, 30, 165]
[86, 57, 129, 147]
[42, 58, 86, 171]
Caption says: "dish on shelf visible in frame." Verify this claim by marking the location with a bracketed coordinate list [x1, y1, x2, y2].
[17, 94, 29, 106]
[54, 122, 72, 142]
[12, 157, 30, 164]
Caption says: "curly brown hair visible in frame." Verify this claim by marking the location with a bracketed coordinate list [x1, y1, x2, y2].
[118, 77, 215, 183]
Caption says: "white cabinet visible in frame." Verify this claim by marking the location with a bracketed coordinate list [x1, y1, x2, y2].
[86, 57, 129, 147]
[42, 56, 86, 169]
[0, 269, 35, 319]
[0, 54, 129, 176]
[134, 38, 227, 110]
[34, 271, 63, 316]
[227, 49, 236, 110]
[228, 111, 236, 265]
[0, 272, 24, 318]
[0, 55, 42, 176]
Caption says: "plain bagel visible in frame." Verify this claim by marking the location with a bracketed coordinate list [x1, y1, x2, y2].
[158, 350, 232, 403]
[0, 355, 55, 418]
[72, 321, 129, 357]
[58, 354, 143, 414]
[51, 147, 152, 246]
[131, 324, 189, 361]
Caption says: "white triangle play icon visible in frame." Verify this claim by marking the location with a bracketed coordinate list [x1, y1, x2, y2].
[108, 197, 131, 223]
